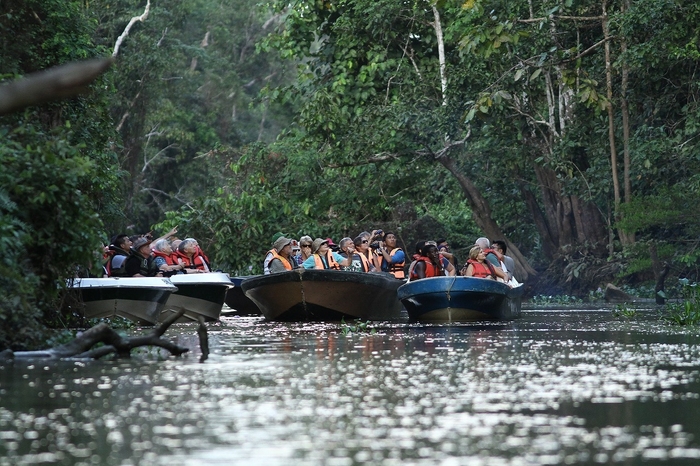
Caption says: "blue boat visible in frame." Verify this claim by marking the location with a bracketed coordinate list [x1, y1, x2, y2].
[397, 276, 524, 322]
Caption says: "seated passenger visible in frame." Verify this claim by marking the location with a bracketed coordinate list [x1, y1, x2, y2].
[105, 234, 132, 277]
[152, 239, 186, 276]
[177, 238, 209, 272]
[461, 246, 507, 281]
[265, 236, 298, 274]
[125, 236, 162, 277]
[409, 243, 444, 281]
[348, 236, 377, 272]
[302, 238, 354, 270]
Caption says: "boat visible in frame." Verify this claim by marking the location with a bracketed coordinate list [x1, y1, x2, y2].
[223, 275, 262, 316]
[241, 269, 403, 321]
[66, 277, 178, 324]
[164, 272, 234, 322]
[397, 276, 524, 322]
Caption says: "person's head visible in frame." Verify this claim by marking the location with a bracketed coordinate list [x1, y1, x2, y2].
[131, 236, 153, 257]
[384, 232, 397, 247]
[273, 236, 293, 256]
[420, 243, 439, 263]
[299, 236, 313, 256]
[358, 231, 371, 241]
[475, 237, 490, 250]
[414, 240, 427, 255]
[492, 240, 507, 255]
[171, 238, 182, 251]
[437, 238, 449, 252]
[179, 238, 198, 255]
[312, 238, 329, 255]
[354, 235, 369, 252]
[469, 245, 484, 261]
[290, 239, 300, 255]
[111, 234, 131, 251]
[153, 239, 173, 254]
[339, 237, 353, 253]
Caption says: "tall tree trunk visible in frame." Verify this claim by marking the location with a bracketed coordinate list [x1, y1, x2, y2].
[619, 0, 635, 243]
[437, 153, 538, 281]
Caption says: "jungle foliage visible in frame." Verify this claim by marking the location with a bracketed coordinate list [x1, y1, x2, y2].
[2, 0, 700, 348]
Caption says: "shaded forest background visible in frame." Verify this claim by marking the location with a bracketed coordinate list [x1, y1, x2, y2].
[1, 0, 700, 348]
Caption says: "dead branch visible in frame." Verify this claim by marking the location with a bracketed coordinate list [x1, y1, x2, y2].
[113, 0, 151, 58]
[518, 15, 604, 23]
[197, 316, 209, 363]
[0, 58, 113, 115]
[1, 308, 190, 361]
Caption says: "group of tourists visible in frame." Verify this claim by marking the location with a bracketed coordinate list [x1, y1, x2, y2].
[264, 230, 407, 278]
[104, 227, 211, 278]
[263, 231, 520, 286]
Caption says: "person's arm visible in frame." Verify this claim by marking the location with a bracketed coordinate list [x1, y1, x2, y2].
[413, 261, 426, 279]
[302, 255, 316, 269]
[464, 264, 475, 277]
[445, 260, 456, 276]
[269, 258, 287, 274]
[334, 251, 353, 267]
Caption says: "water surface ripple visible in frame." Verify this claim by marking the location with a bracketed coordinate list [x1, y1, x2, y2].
[2, 309, 700, 465]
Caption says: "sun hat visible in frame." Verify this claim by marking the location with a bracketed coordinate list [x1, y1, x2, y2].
[273, 236, 292, 252]
[132, 236, 152, 250]
[311, 238, 328, 254]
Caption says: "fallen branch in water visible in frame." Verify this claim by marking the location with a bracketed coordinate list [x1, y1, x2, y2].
[0, 308, 190, 361]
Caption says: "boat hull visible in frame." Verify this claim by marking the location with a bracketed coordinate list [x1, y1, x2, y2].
[223, 276, 262, 315]
[241, 269, 403, 321]
[164, 272, 233, 322]
[68, 277, 177, 325]
[397, 276, 523, 322]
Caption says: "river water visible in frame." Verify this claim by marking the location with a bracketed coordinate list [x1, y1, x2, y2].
[2, 308, 700, 465]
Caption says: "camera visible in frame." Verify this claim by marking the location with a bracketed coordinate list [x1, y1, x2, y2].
[370, 241, 381, 250]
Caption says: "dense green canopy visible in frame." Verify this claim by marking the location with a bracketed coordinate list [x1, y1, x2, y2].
[1, 0, 700, 348]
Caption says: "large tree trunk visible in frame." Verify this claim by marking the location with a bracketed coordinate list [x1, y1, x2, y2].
[436, 153, 537, 281]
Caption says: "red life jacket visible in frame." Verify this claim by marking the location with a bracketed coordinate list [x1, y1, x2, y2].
[467, 259, 495, 278]
[313, 251, 341, 270]
[177, 250, 210, 271]
[409, 256, 441, 280]
[152, 249, 178, 266]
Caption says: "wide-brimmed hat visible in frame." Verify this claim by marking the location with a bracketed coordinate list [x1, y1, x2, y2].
[312, 238, 328, 254]
[132, 236, 152, 250]
[273, 236, 292, 252]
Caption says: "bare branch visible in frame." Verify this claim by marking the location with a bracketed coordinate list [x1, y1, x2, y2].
[518, 14, 603, 23]
[113, 0, 151, 58]
[0, 58, 113, 115]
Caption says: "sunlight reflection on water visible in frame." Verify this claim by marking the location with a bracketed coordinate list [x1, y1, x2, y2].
[2, 310, 700, 465]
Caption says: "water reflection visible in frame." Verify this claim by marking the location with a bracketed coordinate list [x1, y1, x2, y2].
[2, 310, 700, 464]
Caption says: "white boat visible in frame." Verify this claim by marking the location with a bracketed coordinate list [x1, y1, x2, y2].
[67, 277, 178, 324]
[164, 272, 233, 322]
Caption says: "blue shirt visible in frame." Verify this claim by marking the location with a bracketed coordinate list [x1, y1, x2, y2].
[302, 252, 346, 269]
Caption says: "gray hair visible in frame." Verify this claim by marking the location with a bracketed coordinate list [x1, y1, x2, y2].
[299, 235, 312, 245]
[179, 238, 197, 253]
[475, 237, 490, 249]
[152, 239, 170, 252]
[339, 237, 353, 250]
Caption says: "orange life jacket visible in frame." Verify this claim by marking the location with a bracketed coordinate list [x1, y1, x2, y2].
[379, 248, 405, 279]
[266, 249, 293, 271]
[313, 251, 341, 270]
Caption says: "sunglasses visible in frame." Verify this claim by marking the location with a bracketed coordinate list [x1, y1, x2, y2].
[362, 240, 369, 243]
[301, 244, 312, 248]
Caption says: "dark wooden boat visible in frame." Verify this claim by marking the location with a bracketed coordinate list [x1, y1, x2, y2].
[397, 276, 523, 322]
[223, 275, 262, 316]
[241, 269, 403, 321]
[164, 272, 233, 322]
[67, 277, 178, 324]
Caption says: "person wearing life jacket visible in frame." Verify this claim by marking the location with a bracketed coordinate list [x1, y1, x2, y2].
[341, 236, 377, 272]
[177, 238, 210, 272]
[105, 234, 132, 277]
[151, 239, 186, 276]
[375, 232, 406, 279]
[475, 237, 505, 274]
[409, 243, 445, 281]
[302, 238, 354, 270]
[461, 246, 507, 281]
[124, 236, 162, 277]
[265, 236, 298, 274]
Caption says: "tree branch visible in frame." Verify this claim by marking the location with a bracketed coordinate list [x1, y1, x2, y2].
[0, 58, 113, 115]
[113, 0, 151, 58]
